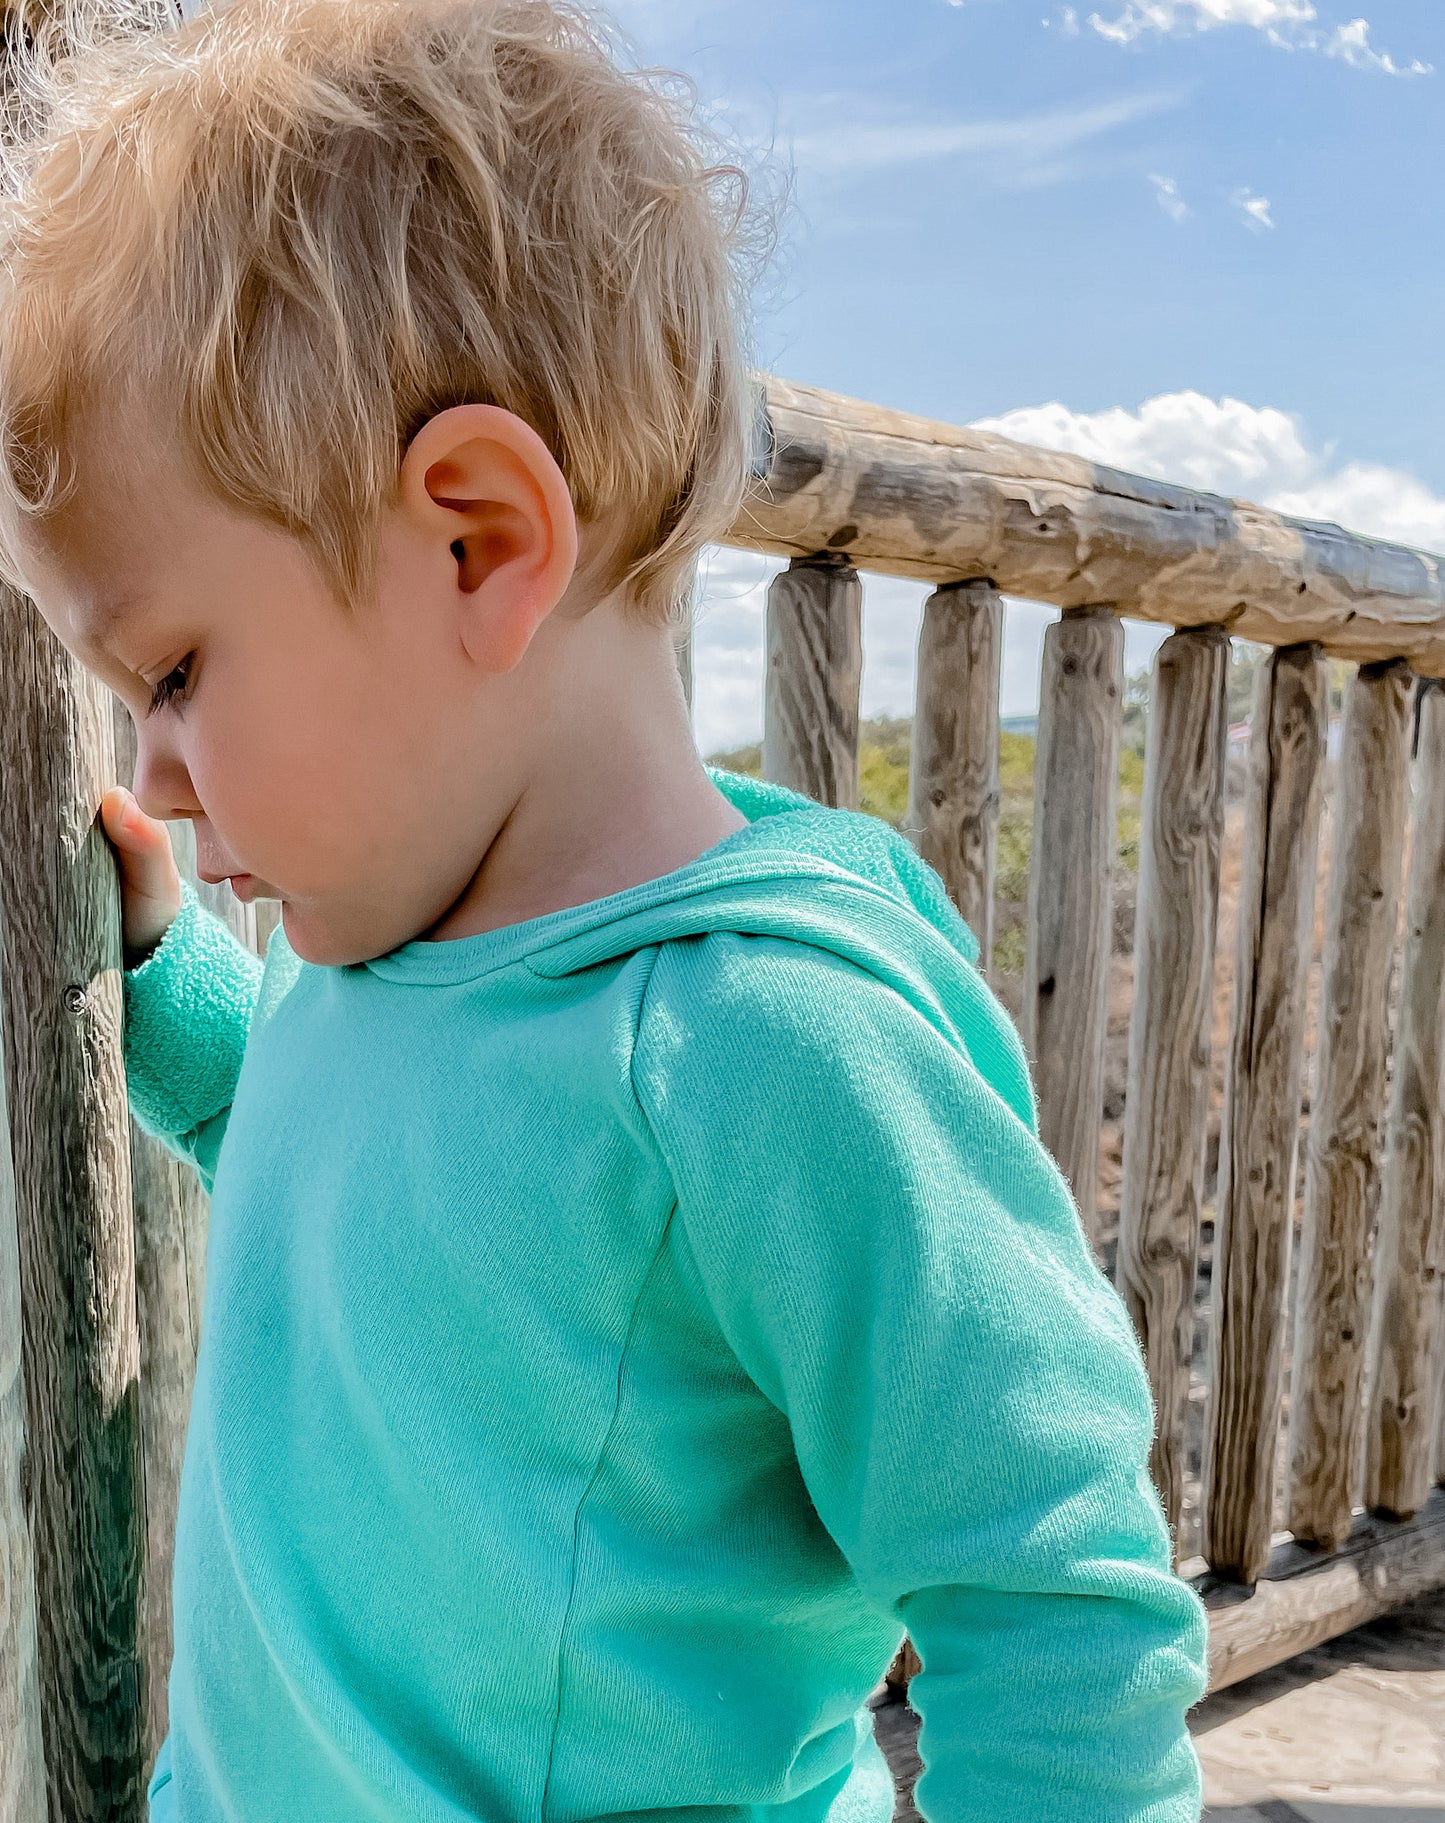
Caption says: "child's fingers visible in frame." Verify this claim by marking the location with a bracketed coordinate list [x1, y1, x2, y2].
[101, 787, 175, 874]
[100, 786, 183, 956]
[100, 784, 159, 853]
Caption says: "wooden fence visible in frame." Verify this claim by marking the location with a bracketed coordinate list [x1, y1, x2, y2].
[1, 375, 1443, 1815]
[698, 378, 1445, 1692]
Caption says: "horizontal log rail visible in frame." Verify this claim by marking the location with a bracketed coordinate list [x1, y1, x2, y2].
[1191, 1487, 1445, 1691]
[728, 377, 1445, 674]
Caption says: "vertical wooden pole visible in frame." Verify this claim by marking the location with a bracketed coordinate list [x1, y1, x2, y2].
[763, 554, 862, 809]
[1116, 626, 1229, 1553]
[1288, 660, 1412, 1549]
[1203, 644, 1328, 1584]
[905, 580, 1003, 969]
[0, 591, 148, 1819]
[0, 915, 48, 1817]
[1023, 606, 1124, 1248]
[1365, 680, 1445, 1520]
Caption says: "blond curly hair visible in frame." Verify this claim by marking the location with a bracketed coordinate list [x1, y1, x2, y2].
[0, 0, 763, 627]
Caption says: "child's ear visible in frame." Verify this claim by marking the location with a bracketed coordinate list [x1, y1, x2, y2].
[397, 403, 579, 673]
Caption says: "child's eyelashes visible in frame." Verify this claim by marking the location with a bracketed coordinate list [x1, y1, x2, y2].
[149, 653, 195, 714]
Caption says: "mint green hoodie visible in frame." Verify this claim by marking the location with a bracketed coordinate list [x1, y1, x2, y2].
[130, 767, 1207, 1823]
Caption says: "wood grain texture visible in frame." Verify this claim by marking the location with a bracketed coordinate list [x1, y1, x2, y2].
[728, 377, 1445, 674]
[1288, 661, 1413, 1550]
[0, 590, 147, 1821]
[1022, 607, 1123, 1249]
[904, 581, 1002, 970]
[1196, 1486, 1445, 1691]
[1365, 682, 1445, 1520]
[1203, 645, 1329, 1585]
[762, 554, 862, 809]
[1116, 626, 1229, 1554]
[1438, 1334, 1445, 1489]
[0, 907, 48, 1819]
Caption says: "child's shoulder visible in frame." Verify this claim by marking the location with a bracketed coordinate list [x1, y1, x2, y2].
[637, 921, 1032, 1134]
[703, 767, 982, 969]
[605, 772, 1025, 1119]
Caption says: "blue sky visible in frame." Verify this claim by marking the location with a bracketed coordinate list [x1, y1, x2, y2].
[601, 0, 1445, 753]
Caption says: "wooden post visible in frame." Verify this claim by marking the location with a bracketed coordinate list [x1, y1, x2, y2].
[1203, 644, 1329, 1584]
[905, 580, 1003, 969]
[1022, 606, 1123, 1246]
[1439, 1334, 1445, 1489]
[763, 554, 862, 809]
[0, 591, 148, 1818]
[1288, 661, 1413, 1549]
[1116, 626, 1229, 1552]
[0, 912, 48, 1817]
[109, 707, 243, 1768]
[1365, 680, 1445, 1520]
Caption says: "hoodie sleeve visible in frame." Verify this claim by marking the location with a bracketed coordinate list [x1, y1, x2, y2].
[124, 878, 263, 1194]
[631, 930, 1208, 1823]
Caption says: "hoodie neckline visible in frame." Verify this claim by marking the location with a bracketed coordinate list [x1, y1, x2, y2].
[357, 768, 816, 986]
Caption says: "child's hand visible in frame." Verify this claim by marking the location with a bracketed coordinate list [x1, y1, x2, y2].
[100, 786, 183, 964]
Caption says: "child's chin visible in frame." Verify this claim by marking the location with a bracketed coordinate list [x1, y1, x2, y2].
[278, 902, 396, 969]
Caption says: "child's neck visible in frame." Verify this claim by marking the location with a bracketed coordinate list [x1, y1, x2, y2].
[418, 604, 746, 944]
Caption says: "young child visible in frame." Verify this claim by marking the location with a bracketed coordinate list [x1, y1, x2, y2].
[0, 0, 1209, 1817]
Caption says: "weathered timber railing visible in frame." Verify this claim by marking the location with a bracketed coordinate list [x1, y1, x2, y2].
[738, 377, 1445, 671]
[697, 375, 1445, 1692]
[2, 375, 1444, 1816]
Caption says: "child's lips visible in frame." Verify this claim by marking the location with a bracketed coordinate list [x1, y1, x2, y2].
[196, 864, 258, 899]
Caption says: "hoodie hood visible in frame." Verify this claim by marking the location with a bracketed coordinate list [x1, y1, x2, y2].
[526, 765, 979, 976]
[351, 767, 1033, 1130]
[527, 768, 1034, 1132]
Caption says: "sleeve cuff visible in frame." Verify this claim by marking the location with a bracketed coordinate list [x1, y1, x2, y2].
[123, 878, 263, 1141]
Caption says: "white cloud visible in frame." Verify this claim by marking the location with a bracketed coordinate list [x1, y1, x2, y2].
[1148, 171, 1189, 219]
[779, 88, 1181, 181]
[687, 547, 773, 759]
[1089, 0, 1313, 39]
[1083, 1, 1430, 74]
[1322, 18, 1431, 77]
[973, 390, 1445, 552]
[1046, 6, 1083, 31]
[973, 391, 1315, 494]
[1231, 185, 1275, 229]
[1270, 466, 1445, 554]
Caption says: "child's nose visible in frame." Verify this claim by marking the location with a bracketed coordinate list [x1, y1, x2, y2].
[130, 733, 201, 824]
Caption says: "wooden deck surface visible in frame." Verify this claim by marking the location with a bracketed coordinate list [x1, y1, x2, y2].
[871, 1585, 1445, 1822]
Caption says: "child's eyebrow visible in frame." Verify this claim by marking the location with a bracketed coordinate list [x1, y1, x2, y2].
[77, 594, 148, 641]
[62, 595, 157, 681]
